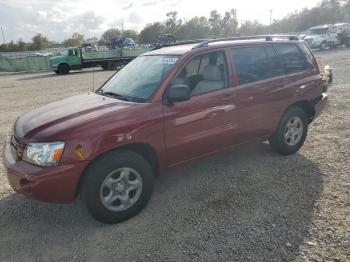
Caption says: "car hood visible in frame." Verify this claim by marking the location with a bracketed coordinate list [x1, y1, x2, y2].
[15, 93, 141, 141]
[49, 56, 65, 64]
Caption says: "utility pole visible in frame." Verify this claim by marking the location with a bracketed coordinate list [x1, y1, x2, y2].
[268, 9, 273, 34]
[121, 23, 124, 36]
[1, 26, 6, 44]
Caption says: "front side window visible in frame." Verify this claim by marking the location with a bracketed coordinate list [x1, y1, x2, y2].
[68, 49, 77, 56]
[274, 44, 307, 74]
[100, 55, 179, 102]
[230, 46, 270, 84]
[172, 51, 228, 96]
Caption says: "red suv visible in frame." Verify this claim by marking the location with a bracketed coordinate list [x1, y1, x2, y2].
[3, 36, 328, 223]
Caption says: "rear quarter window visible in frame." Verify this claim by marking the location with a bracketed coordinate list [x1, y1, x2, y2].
[230, 46, 270, 84]
[274, 44, 307, 74]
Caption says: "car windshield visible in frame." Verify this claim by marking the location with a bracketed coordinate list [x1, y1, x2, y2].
[310, 28, 329, 35]
[99, 55, 179, 102]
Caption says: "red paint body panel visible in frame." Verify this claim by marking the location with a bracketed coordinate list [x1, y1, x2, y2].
[2, 40, 328, 203]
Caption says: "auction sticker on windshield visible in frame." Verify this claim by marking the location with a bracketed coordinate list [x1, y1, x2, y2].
[161, 57, 178, 64]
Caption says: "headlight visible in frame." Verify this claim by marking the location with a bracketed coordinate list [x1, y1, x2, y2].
[22, 142, 65, 166]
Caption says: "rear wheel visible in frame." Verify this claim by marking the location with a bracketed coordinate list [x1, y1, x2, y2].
[82, 150, 154, 224]
[101, 63, 108, 70]
[58, 63, 70, 74]
[269, 107, 308, 155]
[346, 38, 350, 47]
[101, 61, 117, 70]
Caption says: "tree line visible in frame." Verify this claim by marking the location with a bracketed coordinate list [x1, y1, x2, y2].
[1, 0, 350, 52]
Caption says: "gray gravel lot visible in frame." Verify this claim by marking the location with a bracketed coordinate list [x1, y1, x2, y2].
[0, 49, 349, 262]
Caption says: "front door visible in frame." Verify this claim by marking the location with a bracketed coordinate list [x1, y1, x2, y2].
[163, 50, 240, 167]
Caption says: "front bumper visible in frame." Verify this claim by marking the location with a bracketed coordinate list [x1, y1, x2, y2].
[2, 142, 88, 203]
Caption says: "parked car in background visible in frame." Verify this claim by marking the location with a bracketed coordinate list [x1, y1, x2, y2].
[3, 36, 328, 223]
[304, 23, 350, 50]
[304, 24, 339, 50]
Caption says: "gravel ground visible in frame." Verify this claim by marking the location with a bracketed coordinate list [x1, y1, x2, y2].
[0, 49, 349, 262]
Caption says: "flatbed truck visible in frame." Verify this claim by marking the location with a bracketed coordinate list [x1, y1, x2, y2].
[49, 47, 149, 74]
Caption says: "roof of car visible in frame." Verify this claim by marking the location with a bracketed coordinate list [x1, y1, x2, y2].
[310, 24, 332, 29]
[143, 44, 198, 55]
[143, 37, 300, 56]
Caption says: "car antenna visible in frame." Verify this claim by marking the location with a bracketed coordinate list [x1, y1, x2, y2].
[92, 70, 95, 92]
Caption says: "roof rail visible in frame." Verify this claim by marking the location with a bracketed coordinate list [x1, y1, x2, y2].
[192, 35, 299, 49]
[151, 34, 299, 51]
[151, 39, 209, 50]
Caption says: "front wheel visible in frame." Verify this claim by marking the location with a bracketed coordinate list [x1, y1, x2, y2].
[82, 150, 154, 224]
[319, 41, 327, 51]
[269, 107, 308, 155]
[58, 64, 70, 74]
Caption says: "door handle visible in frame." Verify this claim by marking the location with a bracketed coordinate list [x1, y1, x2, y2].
[223, 94, 235, 102]
[207, 113, 217, 118]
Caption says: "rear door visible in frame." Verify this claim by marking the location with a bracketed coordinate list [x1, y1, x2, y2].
[163, 50, 240, 167]
[229, 44, 288, 142]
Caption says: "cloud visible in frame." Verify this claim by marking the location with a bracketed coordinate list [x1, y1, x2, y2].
[128, 12, 144, 24]
[122, 2, 134, 10]
[0, 2, 104, 42]
[142, 0, 167, 7]
[170, 0, 183, 7]
[142, 1, 158, 6]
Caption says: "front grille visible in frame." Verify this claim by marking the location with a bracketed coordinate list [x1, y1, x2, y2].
[10, 135, 25, 161]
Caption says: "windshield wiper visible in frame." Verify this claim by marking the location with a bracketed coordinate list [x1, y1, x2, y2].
[96, 90, 146, 103]
[96, 90, 130, 101]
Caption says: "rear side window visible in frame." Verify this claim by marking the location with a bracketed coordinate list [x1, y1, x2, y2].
[265, 45, 285, 77]
[274, 44, 307, 74]
[230, 46, 270, 84]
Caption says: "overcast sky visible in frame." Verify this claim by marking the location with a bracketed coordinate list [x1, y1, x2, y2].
[0, 0, 320, 42]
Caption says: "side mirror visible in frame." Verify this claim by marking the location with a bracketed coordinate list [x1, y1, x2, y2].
[167, 84, 191, 103]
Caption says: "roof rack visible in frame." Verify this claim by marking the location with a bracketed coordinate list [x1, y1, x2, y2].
[151, 39, 210, 50]
[151, 34, 299, 50]
[192, 35, 299, 49]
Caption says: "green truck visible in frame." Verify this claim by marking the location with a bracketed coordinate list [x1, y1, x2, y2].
[49, 47, 150, 74]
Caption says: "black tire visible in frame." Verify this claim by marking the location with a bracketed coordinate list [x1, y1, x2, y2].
[82, 150, 154, 224]
[346, 38, 350, 47]
[319, 41, 327, 51]
[269, 107, 308, 155]
[101, 63, 108, 70]
[58, 63, 70, 74]
[54, 70, 59, 74]
[102, 61, 117, 70]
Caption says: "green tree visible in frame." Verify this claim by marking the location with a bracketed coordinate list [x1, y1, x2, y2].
[63, 33, 84, 47]
[123, 29, 139, 40]
[176, 16, 210, 40]
[100, 28, 122, 44]
[209, 10, 222, 37]
[239, 21, 268, 36]
[221, 9, 238, 37]
[139, 22, 165, 43]
[31, 33, 49, 50]
[165, 11, 182, 34]
[17, 38, 27, 51]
